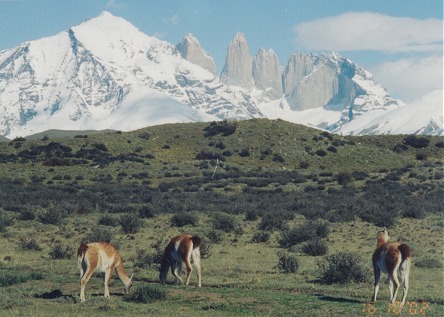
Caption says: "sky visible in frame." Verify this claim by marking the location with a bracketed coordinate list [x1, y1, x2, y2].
[0, 0, 442, 103]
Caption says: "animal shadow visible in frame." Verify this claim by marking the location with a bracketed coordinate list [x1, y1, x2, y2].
[314, 293, 363, 304]
[35, 289, 75, 302]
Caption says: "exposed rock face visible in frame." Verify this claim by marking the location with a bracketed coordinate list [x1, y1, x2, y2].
[176, 33, 217, 76]
[252, 48, 283, 100]
[283, 53, 314, 96]
[283, 54, 360, 111]
[220, 32, 253, 88]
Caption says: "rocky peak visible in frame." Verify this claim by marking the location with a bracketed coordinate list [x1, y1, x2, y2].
[220, 32, 253, 88]
[176, 33, 217, 76]
[252, 48, 283, 100]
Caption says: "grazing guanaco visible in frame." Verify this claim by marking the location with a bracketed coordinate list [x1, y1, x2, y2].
[77, 242, 133, 302]
[159, 234, 202, 287]
[371, 228, 411, 306]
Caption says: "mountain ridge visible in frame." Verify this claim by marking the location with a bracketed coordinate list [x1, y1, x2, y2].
[0, 11, 441, 138]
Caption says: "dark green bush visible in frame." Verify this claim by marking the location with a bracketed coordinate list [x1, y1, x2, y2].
[279, 221, 329, 248]
[199, 238, 213, 259]
[335, 172, 353, 186]
[403, 135, 430, 148]
[98, 214, 119, 226]
[119, 214, 141, 234]
[315, 149, 327, 157]
[124, 285, 167, 303]
[0, 270, 43, 287]
[49, 241, 73, 259]
[38, 207, 66, 225]
[211, 212, 238, 233]
[302, 239, 328, 256]
[251, 231, 270, 243]
[277, 252, 299, 273]
[170, 213, 198, 227]
[138, 206, 155, 219]
[18, 237, 42, 251]
[317, 251, 368, 284]
[134, 248, 162, 269]
[203, 120, 237, 137]
[83, 226, 113, 243]
[414, 258, 443, 268]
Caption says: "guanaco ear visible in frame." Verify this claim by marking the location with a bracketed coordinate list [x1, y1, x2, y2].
[130, 273, 134, 281]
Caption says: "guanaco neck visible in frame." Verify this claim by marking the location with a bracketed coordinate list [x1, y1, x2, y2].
[115, 263, 131, 287]
[376, 233, 389, 248]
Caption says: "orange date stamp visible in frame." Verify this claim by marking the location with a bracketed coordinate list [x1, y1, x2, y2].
[362, 300, 429, 315]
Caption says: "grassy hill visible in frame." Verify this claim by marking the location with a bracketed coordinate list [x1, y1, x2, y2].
[0, 119, 442, 316]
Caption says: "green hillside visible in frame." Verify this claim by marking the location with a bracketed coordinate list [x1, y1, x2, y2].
[0, 119, 442, 316]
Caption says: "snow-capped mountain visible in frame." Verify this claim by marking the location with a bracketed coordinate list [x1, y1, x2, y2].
[0, 11, 440, 139]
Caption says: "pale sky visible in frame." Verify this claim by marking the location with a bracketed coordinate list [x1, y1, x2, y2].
[1, 0, 442, 103]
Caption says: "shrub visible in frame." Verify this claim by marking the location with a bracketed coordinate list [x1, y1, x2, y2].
[414, 258, 443, 268]
[302, 239, 328, 256]
[239, 148, 251, 157]
[199, 238, 213, 259]
[98, 214, 119, 226]
[251, 231, 270, 243]
[83, 227, 113, 243]
[138, 206, 155, 219]
[203, 120, 237, 137]
[38, 208, 66, 225]
[18, 237, 42, 251]
[403, 135, 430, 148]
[206, 230, 225, 243]
[134, 248, 162, 269]
[124, 285, 167, 303]
[0, 212, 14, 232]
[49, 241, 73, 259]
[327, 146, 337, 153]
[315, 149, 327, 157]
[0, 270, 43, 287]
[317, 251, 368, 284]
[272, 154, 285, 163]
[170, 213, 198, 227]
[211, 212, 238, 233]
[336, 172, 353, 186]
[279, 221, 329, 248]
[258, 211, 292, 231]
[119, 214, 141, 234]
[277, 252, 299, 273]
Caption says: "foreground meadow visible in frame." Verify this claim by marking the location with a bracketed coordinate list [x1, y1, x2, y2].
[0, 120, 442, 316]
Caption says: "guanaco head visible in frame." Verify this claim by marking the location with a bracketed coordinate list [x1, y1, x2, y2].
[159, 255, 170, 284]
[125, 273, 134, 294]
[376, 227, 389, 246]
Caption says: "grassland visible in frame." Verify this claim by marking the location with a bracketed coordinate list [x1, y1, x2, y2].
[0, 119, 442, 316]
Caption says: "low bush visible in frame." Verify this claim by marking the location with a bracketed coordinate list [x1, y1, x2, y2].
[414, 258, 443, 268]
[0, 270, 43, 287]
[134, 248, 162, 269]
[277, 252, 299, 273]
[279, 221, 329, 248]
[403, 135, 430, 148]
[251, 231, 270, 243]
[38, 207, 66, 225]
[98, 214, 119, 226]
[49, 241, 73, 259]
[170, 212, 198, 227]
[18, 237, 42, 251]
[317, 251, 368, 284]
[211, 212, 238, 233]
[124, 285, 167, 303]
[119, 214, 141, 234]
[302, 239, 328, 256]
[83, 227, 113, 243]
[199, 238, 213, 259]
